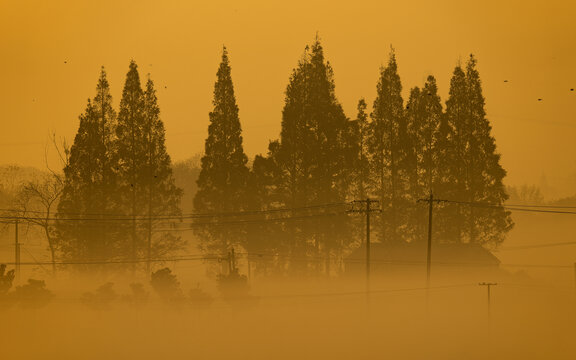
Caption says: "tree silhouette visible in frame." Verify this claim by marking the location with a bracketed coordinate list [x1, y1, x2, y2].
[262, 37, 352, 274]
[444, 56, 513, 245]
[13, 174, 63, 274]
[114, 62, 183, 268]
[406, 76, 444, 243]
[194, 47, 250, 254]
[368, 49, 413, 244]
[141, 76, 183, 266]
[57, 67, 117, 266]
[114, 60, 145, 265]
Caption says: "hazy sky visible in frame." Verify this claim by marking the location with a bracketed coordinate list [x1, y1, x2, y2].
[1, 0, 575, 196]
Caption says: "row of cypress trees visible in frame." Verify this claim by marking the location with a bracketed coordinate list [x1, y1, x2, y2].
[194, 39, 513, 274]
[56, 38, 512, 274]
[57, 62, 182, 268]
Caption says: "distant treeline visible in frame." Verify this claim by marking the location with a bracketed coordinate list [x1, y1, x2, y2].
[3, 37, 513, 276]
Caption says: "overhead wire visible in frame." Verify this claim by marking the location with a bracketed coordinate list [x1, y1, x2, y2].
[444, 199, 576, 215]
[0, 201, 348, 220]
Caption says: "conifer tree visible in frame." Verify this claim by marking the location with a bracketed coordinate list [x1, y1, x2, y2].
[368, 49, 414, 244]
[445, 56, 513, 245]
[405, 86, 425, 242]
[444, 64, 469, 243]
[432, 88, 458, 244]
[194, 47, 250, 253]
[141, 76, 183, 263]
[271, 38, 351, 273]
[114, 61, 183, 266]
[57, 68, 117, 264]
[406, 76, 444, 242]
[418, 76, 443, 194]
[463, 55, 513, 245]
[350, 98, 369, 200]
[114, 60, 145, 262]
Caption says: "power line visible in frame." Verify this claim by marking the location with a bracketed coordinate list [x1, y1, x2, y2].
[2, 247, 572, 269]
[0, 208, 348, 227]
[503, 206, 576, 215]
[152, 211, 347, 230]
[236, 252, 575, 270]
[500, 241, 576, 251]
[445, 200, 576, 215]
[0, 202, 348, 219]
[504, 203, 576, 209]
[498, 263, 572, 269]
[0, 255, 218, 266]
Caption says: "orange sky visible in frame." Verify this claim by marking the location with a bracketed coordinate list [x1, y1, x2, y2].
[1, 0, 575, 197]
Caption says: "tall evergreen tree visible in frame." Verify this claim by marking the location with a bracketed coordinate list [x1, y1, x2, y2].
[114, 61, 183, 266]
[341, 98, 370, 248]
[464, 55, 513, 245]
[268, 38, 352, 273]
[445, 56, 513, 245]
[444, 64, 469, 243]
[57, 67, 117, 265]
[405, 86, 425, 243]
[406, 76, 444, 242]
[418, 76, 443, 194]
[350, 98, 369, 200]
[114, 60, 145, 262]
[141, 76, 183, 263]
[432, 85, 458, 244]
[194, 47, 250, 253]
[367, 49, 414, 244]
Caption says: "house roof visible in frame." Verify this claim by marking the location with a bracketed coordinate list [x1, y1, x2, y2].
[346, 242, 501, 266]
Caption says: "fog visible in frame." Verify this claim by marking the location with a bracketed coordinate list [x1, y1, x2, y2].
[1, 208, 575, 359]
[2, 2, 575, 358]
[1, 257, 575, 359]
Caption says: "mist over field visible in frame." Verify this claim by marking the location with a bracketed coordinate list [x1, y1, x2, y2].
[1, 269, 575, 360]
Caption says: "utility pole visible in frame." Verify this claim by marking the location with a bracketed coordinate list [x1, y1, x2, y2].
[479, 282, 497, 319]
[247, 257, 252, 282]
[14, 219, 20, 282]
[417, 193, 447, 289]
[227, 248, 237, 275]
[146, 184, 153, 276]
[348, 198, 381, 301]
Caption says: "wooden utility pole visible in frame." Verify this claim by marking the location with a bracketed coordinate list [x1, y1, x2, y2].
[14, 219, 20, 281]
[247, 258, 252, 282]
[227, 248, 237, 274]
[417, 193, 447, 288]
[146, 182, 153, 276]
[348, 198, 381, 299]
[479, 282, 497, 319]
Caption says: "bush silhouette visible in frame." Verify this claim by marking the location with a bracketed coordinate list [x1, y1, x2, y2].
[0, 264, 15, 295]
[12, 279, 53, 309]
[81, 282, 118, 310]
[150, 268, 184, 303]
